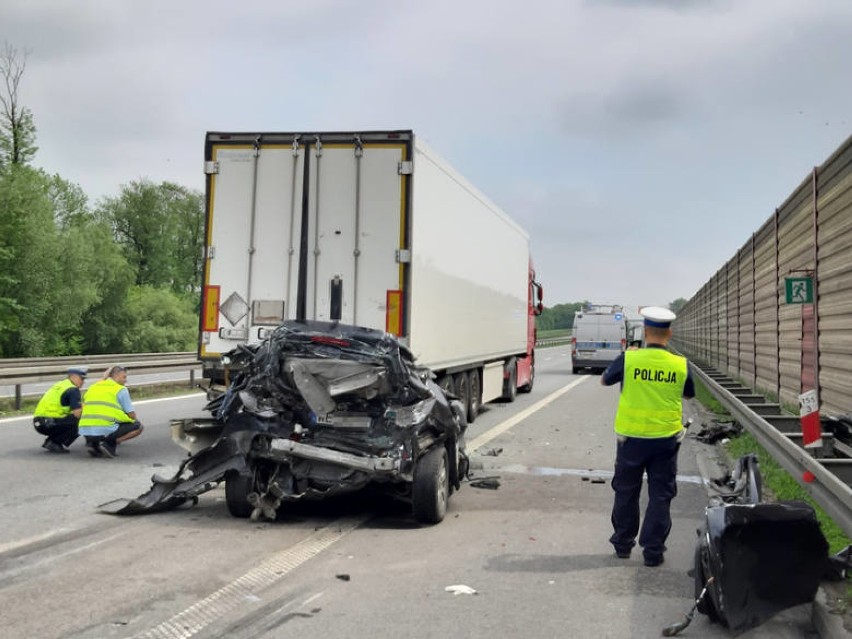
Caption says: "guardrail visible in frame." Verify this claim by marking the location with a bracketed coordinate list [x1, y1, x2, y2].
[0, 352, 200, 408]
[692, 361, 852, 539]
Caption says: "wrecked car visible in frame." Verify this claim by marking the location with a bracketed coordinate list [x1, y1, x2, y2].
[104, 320, 469, 524]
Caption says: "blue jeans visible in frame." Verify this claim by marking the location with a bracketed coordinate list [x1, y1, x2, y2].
[609, 435, 680, 559]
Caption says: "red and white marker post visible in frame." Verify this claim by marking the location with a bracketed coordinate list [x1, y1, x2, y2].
[798, 389, 821, 483]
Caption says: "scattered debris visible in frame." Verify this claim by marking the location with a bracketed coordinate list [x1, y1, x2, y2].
[335, 574, 351, 582]
[469, 476, 501, 490]
[694, 419, 741, 444]
[481, 447, 503, 457]
[445, 584, 477, 596]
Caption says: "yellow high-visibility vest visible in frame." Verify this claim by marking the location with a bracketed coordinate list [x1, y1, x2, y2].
[614, 348, 687, 438]
[79, 378, 127, 431]
[34, 379, 75, 418]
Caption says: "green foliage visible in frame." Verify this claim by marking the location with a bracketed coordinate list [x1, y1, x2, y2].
[536, 301, 589, 331]
[119, 285, 197, 352]
[96, 180, 204, 296]
[669, 297, 687, 314]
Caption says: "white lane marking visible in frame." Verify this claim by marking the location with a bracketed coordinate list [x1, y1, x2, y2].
[0, 393, 206, 424]
[492, 463, 704, 484]
[468, 376, 590, 452]
[131, 516, 367, 639]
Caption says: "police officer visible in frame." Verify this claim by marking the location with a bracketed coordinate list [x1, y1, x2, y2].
[33, 367, 88, 453]
[600, 306, 695, 567]
[79, 365, 143, 458]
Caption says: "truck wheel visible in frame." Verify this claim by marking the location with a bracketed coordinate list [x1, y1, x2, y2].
[225, 472, 255, 519]
[438, 375, 455, 397]
[412, 446, 449, 524]
[519, 357, 534, 393]
[454, 372, 470, 422]
[467, 369, 481, 422]
[502, 358, 517, 402]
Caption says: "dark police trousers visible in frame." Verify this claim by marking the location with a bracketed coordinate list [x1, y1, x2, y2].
[609, 434, 680, 560]
[33, 416, 79, 447]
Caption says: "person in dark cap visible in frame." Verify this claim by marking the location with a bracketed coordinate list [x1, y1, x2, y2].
[33, 367, 88, 453]
[600, 306, 695, 567]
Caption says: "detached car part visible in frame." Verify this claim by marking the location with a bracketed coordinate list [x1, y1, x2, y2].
[102, 320, 469, 524]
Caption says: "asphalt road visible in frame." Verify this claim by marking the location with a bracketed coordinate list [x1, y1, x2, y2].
[0, 346, 821, 639]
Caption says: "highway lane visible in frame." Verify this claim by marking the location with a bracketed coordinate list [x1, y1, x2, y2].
[0, 347, 814, 639]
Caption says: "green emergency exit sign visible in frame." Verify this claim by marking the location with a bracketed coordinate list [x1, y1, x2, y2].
[785, 277, 813, 304]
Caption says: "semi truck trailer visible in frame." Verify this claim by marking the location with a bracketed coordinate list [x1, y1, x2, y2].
[199, 130, 543, 422]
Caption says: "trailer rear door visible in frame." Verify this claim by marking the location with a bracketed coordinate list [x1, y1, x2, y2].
[201, 131, 412, 361]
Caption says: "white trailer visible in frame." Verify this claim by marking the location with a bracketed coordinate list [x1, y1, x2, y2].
[200, 131, 543, 422]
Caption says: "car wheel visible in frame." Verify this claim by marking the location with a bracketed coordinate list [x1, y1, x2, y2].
[519, 357, 534, 393]
[225, 472, 255, 519]
[412, 446, 449, 524]
[572, 366, 579, 375]
[467, 369, 481, 422]
[502, 358, 517, 402]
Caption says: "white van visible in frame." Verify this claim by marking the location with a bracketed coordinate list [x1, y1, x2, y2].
[571, 305, 629, 374]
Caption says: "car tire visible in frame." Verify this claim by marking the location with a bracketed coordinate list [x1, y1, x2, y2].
[412, 446, 449, 524]
[225, 472, 255, 519]
[502, 358, 517, 402]
[572, 366, 579, 375]
[519, 357, 534, 393]
[467, 369, 481, 422]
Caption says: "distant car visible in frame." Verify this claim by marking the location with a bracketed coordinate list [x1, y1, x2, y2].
[106, 320, 469, 525]
[570, 305, 629, 374]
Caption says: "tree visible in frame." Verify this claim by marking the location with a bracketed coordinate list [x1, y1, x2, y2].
[119, 285, 197, 352]
[669, 298, 687, 314]
[97, 180, 204, 295]
[537, 301, 590, 331]
[0, 42, 38, 167]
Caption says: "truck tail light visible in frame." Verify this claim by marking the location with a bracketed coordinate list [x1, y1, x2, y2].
[621, 338, 627, 350]
[202, 285, 220, 332]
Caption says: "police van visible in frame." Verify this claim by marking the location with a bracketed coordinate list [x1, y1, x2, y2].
[571, 305, 629, 374]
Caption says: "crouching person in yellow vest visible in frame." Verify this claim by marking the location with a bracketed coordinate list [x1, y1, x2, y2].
[33, 367, 88, 453]
[79, 365, 143, 458]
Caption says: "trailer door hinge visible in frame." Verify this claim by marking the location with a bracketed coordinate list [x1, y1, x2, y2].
[398, 161, 413, 175]
[204, 161, 220, 175]
[396, 249, 411, 264]
[204, 245, 215, 259]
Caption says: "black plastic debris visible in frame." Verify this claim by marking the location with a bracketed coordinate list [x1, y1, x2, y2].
[685, 454, 831, 636]
[694, 419, 742, 444]
[694, 500, 829, 634]
[469, 477, 501, 490]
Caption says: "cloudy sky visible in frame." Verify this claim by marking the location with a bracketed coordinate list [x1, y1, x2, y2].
[3, 0, 851, 313]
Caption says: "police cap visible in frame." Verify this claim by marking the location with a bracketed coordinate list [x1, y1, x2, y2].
[640, 306, 676, 328]
[67, 367, 88, 378]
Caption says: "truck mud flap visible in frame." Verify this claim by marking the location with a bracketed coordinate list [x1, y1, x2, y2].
[696, 500, 829, 634]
